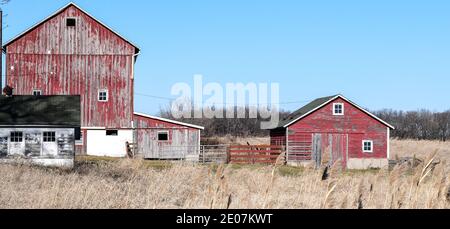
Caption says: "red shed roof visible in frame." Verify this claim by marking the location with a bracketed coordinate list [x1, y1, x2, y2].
[2, 2, 140, 54]
[281, 94, 395, 129]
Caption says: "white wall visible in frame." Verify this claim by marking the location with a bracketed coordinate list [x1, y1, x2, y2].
[0, 128, 74, 158]
[86, 129, 133, 157]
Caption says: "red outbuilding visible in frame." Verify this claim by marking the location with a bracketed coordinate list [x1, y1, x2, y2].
[2, 3, 203, 159]
[270, 95, 395, 169]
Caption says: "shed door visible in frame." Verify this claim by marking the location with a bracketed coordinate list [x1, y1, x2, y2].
[42, 131, 58, 157]
[313, 133, 348, 169]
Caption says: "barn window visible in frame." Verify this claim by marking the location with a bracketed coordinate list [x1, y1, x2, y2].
[106, 130, 118, 136]
[66, 18, 76, 27]
[333, 103, 344, 115]
[43, 132, 56, 142]
[10, 132, 23, 142]
[158, 131, 169, 141]
[33, 90, 42, 96]
[98, 89, 108, 102]
[363, 140, 373, 153]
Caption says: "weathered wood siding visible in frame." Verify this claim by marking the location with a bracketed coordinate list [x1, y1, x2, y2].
[5, 5, 136, 128]
[287, 98, 388, 160]
[0, 127, 75, 159]
[134, 115, 201, 159]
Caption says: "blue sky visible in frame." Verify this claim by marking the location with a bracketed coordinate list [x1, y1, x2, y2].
[2, 0, 450, 115]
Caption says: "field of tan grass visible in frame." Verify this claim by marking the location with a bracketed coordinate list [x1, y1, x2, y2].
[0, 139, 448, 209]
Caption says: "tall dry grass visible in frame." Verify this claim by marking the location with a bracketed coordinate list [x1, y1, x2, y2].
[0, 156, 448, 209]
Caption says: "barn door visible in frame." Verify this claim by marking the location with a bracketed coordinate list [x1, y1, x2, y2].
[313, 134, 322, 168]
[312, 133, 348, 169]
[329, 134, 348, 169]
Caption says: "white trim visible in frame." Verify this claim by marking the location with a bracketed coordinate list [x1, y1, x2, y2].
[362, 140, 374, 153]
[283, 95, 395, 129]
[157, 131, 169, 142]
[332, 103, 344, 116]
[134, 112, 205, 130]
[387, 127, 390, 159]
[286, 127, 289, 162]
[98, 89, 109, 102]
[3, 2, 140, 52]
[81, 127, 106, 130]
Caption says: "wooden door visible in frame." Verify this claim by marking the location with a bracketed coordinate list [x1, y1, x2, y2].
[313, 133, 348, 169]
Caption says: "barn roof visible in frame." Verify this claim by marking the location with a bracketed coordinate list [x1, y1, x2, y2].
[276, 94, 395, 129]
[134, 112, 205, 130]
[0, 96, 81, 127]
[2, 2, 140, 54]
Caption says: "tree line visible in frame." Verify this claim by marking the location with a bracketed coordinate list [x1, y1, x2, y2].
[159, 107, 450, 141]
[373, 109, 450, 141]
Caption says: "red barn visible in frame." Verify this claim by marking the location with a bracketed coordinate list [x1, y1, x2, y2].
[270, 95, 394, 169]
[2, 3, 203, 158]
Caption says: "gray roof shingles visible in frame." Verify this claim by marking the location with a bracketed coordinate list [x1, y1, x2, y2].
[0, 96, 81, 126]
[276, 95, 338, 128]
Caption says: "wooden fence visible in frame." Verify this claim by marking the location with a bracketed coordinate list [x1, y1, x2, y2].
[228, 145, 285, 165]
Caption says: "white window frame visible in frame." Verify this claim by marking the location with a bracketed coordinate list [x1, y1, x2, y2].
[362, 140, 373, 153]
[33, 90, 42, 96]
[333, 103, 344, 116]
[157, 131, 169, 142]
[43, 131, 56, 142]
[98, 89, 109, 102]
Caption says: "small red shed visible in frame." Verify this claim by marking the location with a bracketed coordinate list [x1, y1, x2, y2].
[270, 95, 395, 169]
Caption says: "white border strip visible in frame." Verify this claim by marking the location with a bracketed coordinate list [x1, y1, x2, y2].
[134, 112, 205, 130]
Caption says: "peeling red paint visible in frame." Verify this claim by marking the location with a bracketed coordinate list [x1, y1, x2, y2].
[271, 98, 389, 163]
[4, 5, 136, 129]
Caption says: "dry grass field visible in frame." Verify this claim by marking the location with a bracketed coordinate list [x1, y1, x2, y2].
[0, 139, 448, 209]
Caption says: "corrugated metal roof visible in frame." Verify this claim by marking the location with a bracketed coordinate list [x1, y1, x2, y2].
[0, 95, 80, 126]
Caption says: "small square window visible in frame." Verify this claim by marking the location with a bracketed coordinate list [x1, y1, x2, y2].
[98, 89, 108, 102]
[66, 18, 76, 27]
[333, 103, 344, 115]
[363, 140, 373, 153]
[10, 132, 23, 142]
[106, 130, 118, 136]
[158, 131, 169, 141]
[43, 132, 56, 142]
[33, 90, 42, 96]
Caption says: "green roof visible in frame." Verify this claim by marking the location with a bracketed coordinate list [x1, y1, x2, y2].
[276, 95, 338, 128]
[0, 96, 80, 126]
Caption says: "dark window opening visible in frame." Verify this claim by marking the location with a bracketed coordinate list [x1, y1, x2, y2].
[106, 130, 118, 136]
[66, 18, 76, 27]
[33, 90, 42, 96]
[43, 132, 56, 142]
[10, 132, 23, 142]
[158, 132, 169, 141]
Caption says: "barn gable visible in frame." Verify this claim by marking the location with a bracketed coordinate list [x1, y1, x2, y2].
[3, 2, 139, 55]
[279, 95, 394, 129]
